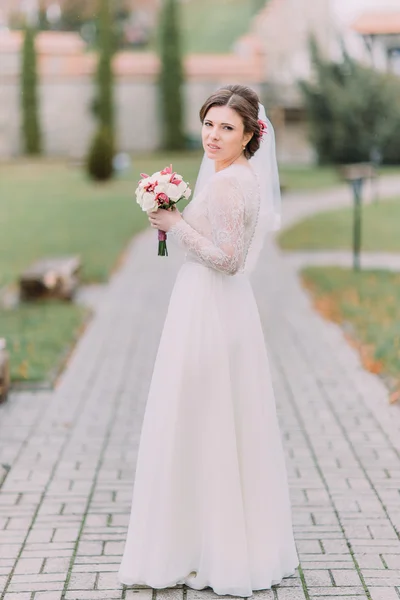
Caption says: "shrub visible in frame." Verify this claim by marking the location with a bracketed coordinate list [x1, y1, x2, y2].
[300, 38, 400, 165]
[87, 127, 114, 181]
[21, 26, 42, 155]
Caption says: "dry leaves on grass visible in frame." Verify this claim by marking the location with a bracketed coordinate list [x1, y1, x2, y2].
[302, 276, 399, 404]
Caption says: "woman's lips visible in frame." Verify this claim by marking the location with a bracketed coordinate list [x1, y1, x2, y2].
[208, 144, 220, 151]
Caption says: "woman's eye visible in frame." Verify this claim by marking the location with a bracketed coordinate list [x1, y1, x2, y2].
[204, 122, 211, 127]
[224, 126, 233, 131]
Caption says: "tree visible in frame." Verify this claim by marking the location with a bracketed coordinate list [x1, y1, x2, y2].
[87, 0, 115, 181]
[94, 0, 115, 133]
[21, 26, 42, 155]
[300, 38, 400, 164]
[159, 0, 186, 150]
[87, 127, 114, 181]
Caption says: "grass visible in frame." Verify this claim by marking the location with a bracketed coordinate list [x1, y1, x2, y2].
[279, 164, 400, 192]
[0, 152, 200, 384]
[279, 165, 341, 191]
[145, 0, 263, 54]
[302, 267, 400, 399]
[279, 197, 400, 252]
[0, 302, 88, 383]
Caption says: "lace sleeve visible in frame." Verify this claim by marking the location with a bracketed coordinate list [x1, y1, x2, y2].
[169, 174, 245, 275]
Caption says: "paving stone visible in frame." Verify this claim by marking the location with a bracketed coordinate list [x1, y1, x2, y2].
[65, 593, 123, 600]
[369, 589, 400, 600]
[124, 591, 153, 600]
[97, 571, 122, 589]
[34, 594, 63, 600]
[303, 570, 333, 586]
[331, 571, 363, 586]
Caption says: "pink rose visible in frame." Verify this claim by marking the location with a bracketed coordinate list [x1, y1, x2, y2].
[156, 192, 169, 205]
[160, 164, 173, 175]
[144, 180, 158, 193]
[170, 173, 182, 186]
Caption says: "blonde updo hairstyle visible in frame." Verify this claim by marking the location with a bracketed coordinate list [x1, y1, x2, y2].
[199, 85, 261, 159]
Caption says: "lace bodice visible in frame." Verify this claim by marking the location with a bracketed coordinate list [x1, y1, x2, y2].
[169, 164, 260, 276]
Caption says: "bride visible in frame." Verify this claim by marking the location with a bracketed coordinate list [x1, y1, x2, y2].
[118, 84, 299, 597]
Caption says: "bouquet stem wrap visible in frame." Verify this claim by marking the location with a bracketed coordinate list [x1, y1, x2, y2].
[158, 230, 168, 256]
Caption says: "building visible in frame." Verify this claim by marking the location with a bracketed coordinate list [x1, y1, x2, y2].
[352, 11, 400, 73]
[251, 0, 400, 162]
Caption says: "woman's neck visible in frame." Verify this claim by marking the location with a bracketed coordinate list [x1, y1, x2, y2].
[215, 152, 248, 173]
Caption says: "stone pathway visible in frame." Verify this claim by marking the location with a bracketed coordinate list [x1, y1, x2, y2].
[1, 179, 400, 600]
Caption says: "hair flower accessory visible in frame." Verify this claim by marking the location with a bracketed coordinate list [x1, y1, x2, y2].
[257, 119, 267, 140]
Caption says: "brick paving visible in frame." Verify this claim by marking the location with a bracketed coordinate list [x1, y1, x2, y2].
[1, 180, 400, 600]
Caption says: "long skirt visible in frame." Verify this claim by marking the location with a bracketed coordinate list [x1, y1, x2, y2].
[118, 261, 299, 597]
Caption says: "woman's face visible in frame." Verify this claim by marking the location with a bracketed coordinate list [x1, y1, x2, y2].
[202, 105, 253, 162]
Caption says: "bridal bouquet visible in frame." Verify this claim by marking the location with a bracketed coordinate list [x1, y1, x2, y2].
[136, 165, 191, 256]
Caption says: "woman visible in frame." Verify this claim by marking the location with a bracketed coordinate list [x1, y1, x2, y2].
[118, 85, 299, 597]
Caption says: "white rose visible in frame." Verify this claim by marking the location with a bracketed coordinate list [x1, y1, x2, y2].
[155, 181, 169, 195]
[135, 188, 144, 204]
[158, 173, 171, 183]
[141, 191, 157, 212]
[175, 180, 189, 198]
[165, 183, 183, 200]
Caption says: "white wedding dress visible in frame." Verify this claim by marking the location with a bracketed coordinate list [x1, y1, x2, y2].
[118, 163, 299, 597]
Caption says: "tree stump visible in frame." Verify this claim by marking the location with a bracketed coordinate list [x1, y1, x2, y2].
[0, 339, 10, 404]
[19, 256, 81, 301]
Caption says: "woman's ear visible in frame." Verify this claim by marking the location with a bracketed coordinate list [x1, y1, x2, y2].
[243, 132, 253, 147]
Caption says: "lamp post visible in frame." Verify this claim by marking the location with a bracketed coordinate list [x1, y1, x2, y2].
[370, 146, 382, 203]
[340, 163, 376, 272]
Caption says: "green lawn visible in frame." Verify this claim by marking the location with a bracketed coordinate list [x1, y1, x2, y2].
[279, 165, 400, 192]
[279, 166, 341, 191]
[145, 0, 264, 54]
[279, 197, 400, 252]
[0, 153, 199, 384]
[1, 302, 88, 383]
[302, 267, 400, 396]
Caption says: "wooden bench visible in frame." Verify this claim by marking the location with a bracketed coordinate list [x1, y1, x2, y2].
[0, 339, 10, 404]
[19, 256, 81, 301]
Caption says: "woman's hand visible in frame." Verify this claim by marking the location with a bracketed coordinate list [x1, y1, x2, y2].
[148, 207, 182, 232]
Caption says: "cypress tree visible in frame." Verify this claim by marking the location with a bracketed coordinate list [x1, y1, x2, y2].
[159, 0, 185, 150]
[21, 26, 42, 155]
[87, 0, 115, 181]
[95, 0, 114, 134]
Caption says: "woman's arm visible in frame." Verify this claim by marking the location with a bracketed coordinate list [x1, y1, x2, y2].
[169, 175, 245, 275]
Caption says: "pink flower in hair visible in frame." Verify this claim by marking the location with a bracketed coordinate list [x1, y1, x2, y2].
[258, 119, 267, 140]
